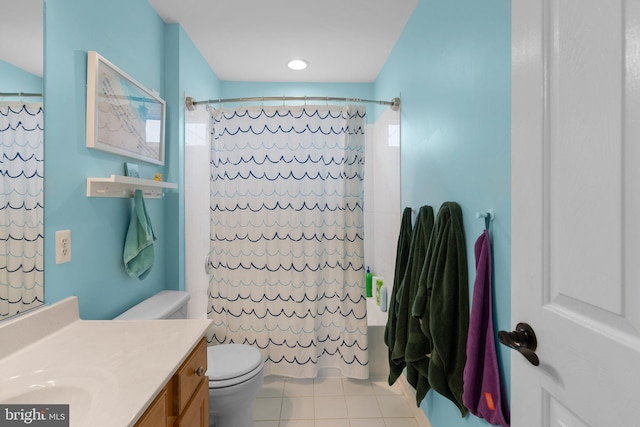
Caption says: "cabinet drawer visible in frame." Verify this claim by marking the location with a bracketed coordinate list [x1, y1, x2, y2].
[173, 338, 207, 413]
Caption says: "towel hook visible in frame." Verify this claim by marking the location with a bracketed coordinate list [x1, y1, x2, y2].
[476, 209, 494, 230]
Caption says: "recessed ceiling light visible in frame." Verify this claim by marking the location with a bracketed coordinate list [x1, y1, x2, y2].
[287, 59, 308, 71]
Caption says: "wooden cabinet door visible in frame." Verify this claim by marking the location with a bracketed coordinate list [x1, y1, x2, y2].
[134, 388, 168, 427]
[174, 378, 209, 427]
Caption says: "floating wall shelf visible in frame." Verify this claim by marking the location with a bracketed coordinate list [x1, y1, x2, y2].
[86, 175, 177, 199]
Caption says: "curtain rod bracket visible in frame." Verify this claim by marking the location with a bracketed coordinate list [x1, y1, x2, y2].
[391, 97, 400, 111]
[185, 96, 196, 111]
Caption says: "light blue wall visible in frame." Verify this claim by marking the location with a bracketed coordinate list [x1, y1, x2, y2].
[163, 24, 221, 294]
[374, 1, 511, 426]
[221, 81, 373, 99]
[0, 60, 42, 94]
[43, 0, 219, 319]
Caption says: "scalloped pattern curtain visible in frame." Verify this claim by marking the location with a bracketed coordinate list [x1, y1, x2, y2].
[0, 103, 44, 319]
[207, 105, 368, 379]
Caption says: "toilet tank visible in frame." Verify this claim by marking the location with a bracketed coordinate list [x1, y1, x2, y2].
[114, 290, 190, 320]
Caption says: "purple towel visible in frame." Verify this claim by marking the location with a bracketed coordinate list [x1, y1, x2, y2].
[463, 230, 510, 427]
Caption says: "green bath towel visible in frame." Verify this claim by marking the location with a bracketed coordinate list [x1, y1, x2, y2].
[412, 201, 469, 417]
[384, 207, 414, 385]
[123, 189, 156, 280]
[387, 205, 435, 404]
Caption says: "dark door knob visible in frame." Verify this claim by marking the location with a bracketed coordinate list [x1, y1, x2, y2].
[498, 322, 540, 366]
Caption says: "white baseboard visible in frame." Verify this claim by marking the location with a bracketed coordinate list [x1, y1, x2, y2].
[397, 375, 432, 427]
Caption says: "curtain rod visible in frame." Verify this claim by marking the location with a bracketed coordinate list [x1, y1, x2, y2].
[0, 92, 43, 97]
[185, 95, 400, 111]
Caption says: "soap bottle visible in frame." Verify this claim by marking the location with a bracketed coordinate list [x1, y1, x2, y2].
[365, 266, 373, 297]
[380, 284, 388, 312]
[376, 278, 383, 306]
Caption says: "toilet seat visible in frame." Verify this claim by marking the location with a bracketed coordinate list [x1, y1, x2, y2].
[206, 344, 264, 389]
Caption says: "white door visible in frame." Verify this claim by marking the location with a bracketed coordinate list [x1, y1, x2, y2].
[511, 0, 640, 426]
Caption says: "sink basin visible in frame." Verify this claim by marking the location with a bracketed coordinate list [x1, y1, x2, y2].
[2, 385, 91, 404]
[0, 366, 117, 425]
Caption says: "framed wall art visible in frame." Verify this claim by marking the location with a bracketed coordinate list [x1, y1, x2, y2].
[86, 51, 166, 165]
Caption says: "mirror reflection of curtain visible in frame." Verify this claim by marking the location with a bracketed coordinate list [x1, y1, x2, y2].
[0, 103, 44, 319]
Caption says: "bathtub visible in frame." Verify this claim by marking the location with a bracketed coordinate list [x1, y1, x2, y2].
[191, 292, 391, 379]
[311, 298, 389, 379]
[367, 298, 390, 379]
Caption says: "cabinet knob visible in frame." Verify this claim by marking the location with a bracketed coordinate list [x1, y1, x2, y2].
[195, 366, 205, 376]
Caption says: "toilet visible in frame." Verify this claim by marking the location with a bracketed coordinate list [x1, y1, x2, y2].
[114, 290, 264, 427]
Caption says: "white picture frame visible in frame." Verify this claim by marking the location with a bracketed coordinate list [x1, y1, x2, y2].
[86, 51, 166, 165]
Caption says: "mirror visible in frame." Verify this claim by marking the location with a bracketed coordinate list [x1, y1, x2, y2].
[0, 1, 44, 320]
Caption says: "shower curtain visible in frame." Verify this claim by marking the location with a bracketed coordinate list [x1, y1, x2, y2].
[207, 105, 368, 379]
[0, 103, 44, 319]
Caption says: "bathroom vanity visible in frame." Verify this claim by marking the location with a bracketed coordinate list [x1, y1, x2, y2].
[0, 297, 212, 426]
[135, 338, 208, 426]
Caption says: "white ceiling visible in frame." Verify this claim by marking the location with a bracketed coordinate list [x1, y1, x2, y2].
[0, 0, 418, 83]
[0, 0, 43, 77]
[148, 0, 418, 82]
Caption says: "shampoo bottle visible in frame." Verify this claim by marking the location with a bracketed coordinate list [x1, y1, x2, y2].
[366, 266, 373, 297]
[380, 284, 388, 312]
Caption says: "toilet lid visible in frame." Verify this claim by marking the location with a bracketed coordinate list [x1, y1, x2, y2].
[206, 344, 263, 382]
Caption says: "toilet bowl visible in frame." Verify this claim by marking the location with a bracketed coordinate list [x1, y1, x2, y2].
[115, 291, 264, 427]
[206, 343, 264, 427]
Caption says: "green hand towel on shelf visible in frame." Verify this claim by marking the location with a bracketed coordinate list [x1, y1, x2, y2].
[123, 189, 156, 280]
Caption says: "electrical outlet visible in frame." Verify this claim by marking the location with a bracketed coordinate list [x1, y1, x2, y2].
[55, 229, 71, 264]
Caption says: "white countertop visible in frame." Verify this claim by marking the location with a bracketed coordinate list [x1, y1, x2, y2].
[0, 297, 212, 427]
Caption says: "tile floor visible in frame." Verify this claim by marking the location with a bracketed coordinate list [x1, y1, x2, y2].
[254, 376, 421, 427]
